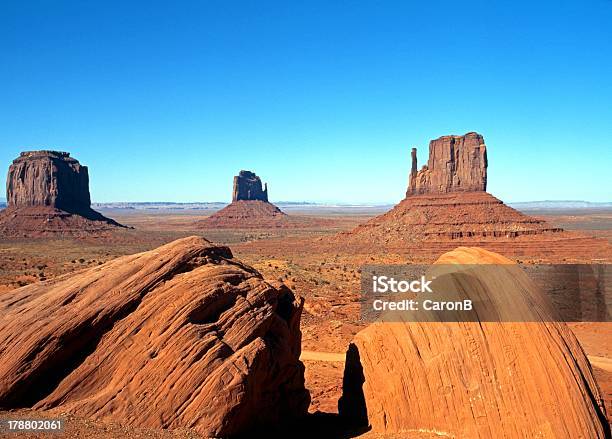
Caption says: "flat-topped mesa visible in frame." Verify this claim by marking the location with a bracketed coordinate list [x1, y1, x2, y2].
[7, 150, 91, 213]
[232, 170, 268, 202]
[1, 150, 125, 236]
[406, 132, 487, 197]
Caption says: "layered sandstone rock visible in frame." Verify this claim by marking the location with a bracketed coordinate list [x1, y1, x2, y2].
[0, 236, 309, 436]
[407, 132, 487, 196]
[0, 150, 124, 236]
[339, 247, 609, 437]
[233, 170, 269, 202]
[341, 191, 564, 244]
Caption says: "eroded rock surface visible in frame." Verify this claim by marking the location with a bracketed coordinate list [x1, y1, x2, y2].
[340, 191, 564, 243]
[0, 236, 310, 437]
[339, 247, 609, 438]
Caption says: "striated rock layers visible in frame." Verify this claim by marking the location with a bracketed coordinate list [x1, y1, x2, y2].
[233, 170, 269, 202]
[407, 132, 487, 196]
[0, 236, 310, 437]
[343, 191, 564, 243]
[339, 247, 609, 438]
[0, 151, 124, 236]
[199, 199, 290, 228]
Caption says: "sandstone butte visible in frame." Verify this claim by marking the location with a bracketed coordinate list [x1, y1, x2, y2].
[406, 132, 488, 196]
[0, 236, 310, 437]
[0, 150, 124, 237]
[339, 247, 609, 438]
[197, 170, 327, 229]
[335, 133, 612, 261]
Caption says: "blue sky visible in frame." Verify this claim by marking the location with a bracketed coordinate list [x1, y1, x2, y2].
[1, 1, 611, 203]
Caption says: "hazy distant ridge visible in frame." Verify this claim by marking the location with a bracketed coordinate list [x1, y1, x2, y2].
[508, 200, 612, 210]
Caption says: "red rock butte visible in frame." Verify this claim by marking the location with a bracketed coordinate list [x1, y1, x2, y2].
[0, 150, 125, 237]
[407, 132, 487, 196]
[335, 133, 612, 261]
[197, 170, 328, 229]
[233, 170, 269, 202]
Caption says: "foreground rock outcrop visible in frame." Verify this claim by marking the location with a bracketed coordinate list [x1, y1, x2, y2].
[0, 151, 124, 236]
[407, 132, 487, 196]
[339, 247, 609, 438]
[0, 236, 310, 436]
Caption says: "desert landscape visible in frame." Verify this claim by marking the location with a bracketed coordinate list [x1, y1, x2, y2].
[2, 2, 611, 437]
[0, 134, 610, 438]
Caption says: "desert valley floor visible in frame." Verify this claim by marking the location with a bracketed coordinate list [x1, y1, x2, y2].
[0, 205, 610, 438]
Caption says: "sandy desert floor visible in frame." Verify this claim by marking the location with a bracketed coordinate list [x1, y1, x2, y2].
[0, 206, 610, 437]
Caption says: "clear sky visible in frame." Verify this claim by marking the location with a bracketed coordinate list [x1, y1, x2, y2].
[1, 1, 611, 203]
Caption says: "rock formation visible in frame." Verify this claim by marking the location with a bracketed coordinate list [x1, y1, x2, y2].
[199, 199, 289, 228]
[7, 150, 92, 212]
[198, 170, 327, 229]
[334, 132, 612, 262]
[407, 132, 487, 196]
[0, 150, 124, 236]
[0, 236, 310, 437]
[339, 247, 609, 437]
[343, 191, 564, 243]
[233, 170, 269, 202]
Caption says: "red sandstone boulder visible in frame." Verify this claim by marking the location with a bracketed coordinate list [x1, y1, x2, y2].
[339, 247, 609, 438]
[0, 236, 310, 436]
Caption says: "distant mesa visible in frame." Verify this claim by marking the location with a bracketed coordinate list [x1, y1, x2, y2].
[198, 169, 320, 229]
[0, 150, 125, 237]
[233, 170, 269, 202]
[334, 132, 612, 260]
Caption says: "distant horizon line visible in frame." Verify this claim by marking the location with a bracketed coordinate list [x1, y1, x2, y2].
[92, 199, 612, 206]
[1, 199, 611, 206]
